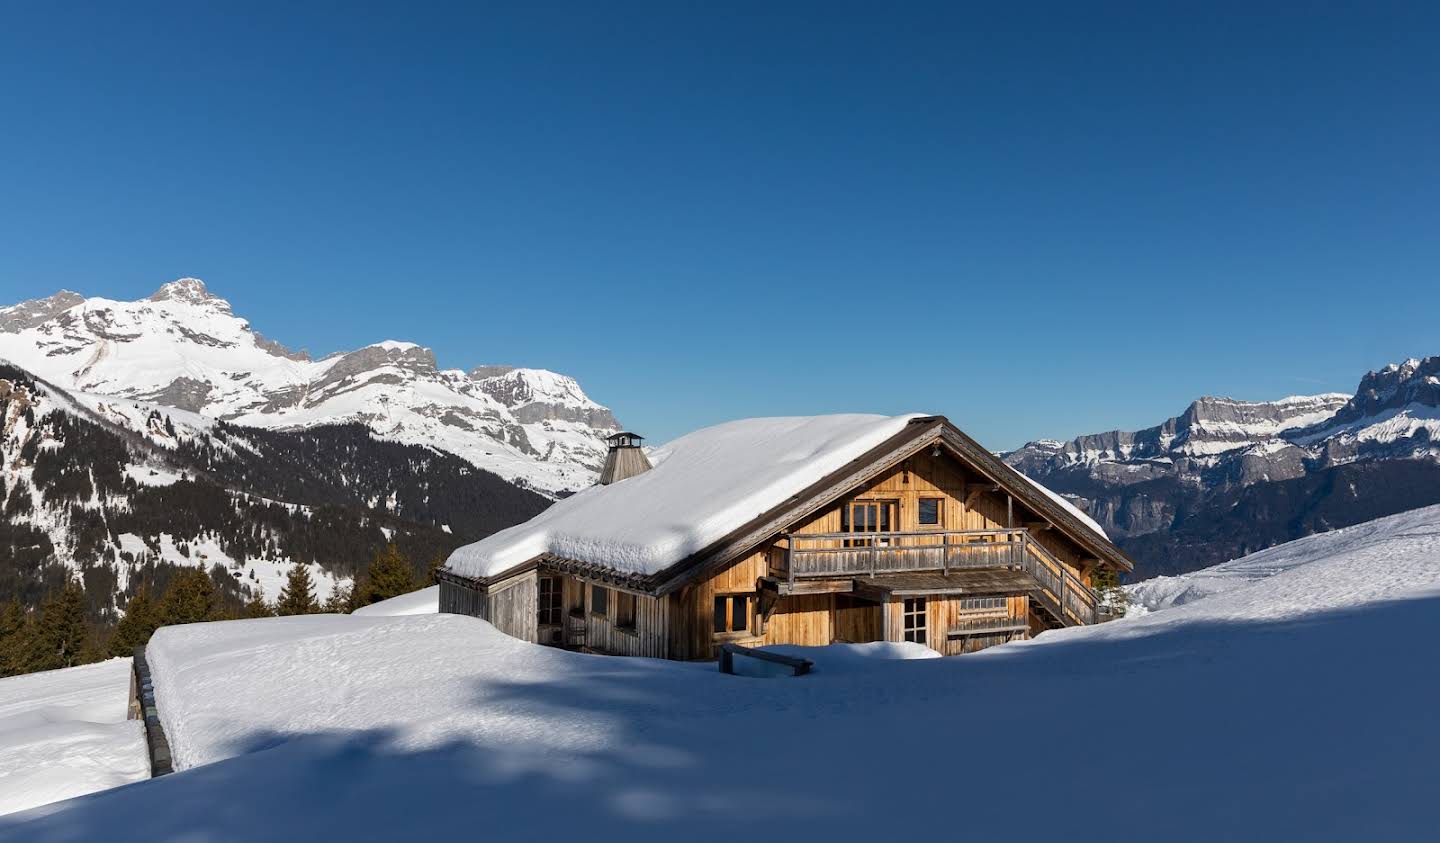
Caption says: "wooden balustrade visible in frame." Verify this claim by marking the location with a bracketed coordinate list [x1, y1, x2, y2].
[783, 528, 1097, 626]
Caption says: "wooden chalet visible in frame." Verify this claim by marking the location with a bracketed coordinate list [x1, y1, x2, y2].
[438, 414, 1133, 661]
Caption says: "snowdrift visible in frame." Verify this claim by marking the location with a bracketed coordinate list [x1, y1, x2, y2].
[8, 504, 1440, 841]
[0, 659, 147, 817]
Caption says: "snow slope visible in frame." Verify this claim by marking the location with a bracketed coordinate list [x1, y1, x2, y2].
[0, 659, 148, 817]
[0, 280, 619, 494]
[8, 504, 1440, 840]
[446, 414, 922, 577]
[351, 585, 438, 616]
[1124, 503, 1440, 614]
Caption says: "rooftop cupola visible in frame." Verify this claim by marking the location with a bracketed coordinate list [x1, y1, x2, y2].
[599, 431, 652, 485]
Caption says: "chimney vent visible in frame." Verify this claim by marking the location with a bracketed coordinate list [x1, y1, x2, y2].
[599, 431, 652, 485]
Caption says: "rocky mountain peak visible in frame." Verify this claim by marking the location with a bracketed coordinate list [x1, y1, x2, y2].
[149, 278, 230, 311]
[1337, 355, 1440, 422]
[0, 290, 86, 333]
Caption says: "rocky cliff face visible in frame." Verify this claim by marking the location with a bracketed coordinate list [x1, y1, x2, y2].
[1005, 358, 1440, 577]
[0, 279, 621, 494]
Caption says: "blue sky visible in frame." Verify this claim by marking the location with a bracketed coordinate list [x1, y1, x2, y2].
[2, 2, 1437, 447]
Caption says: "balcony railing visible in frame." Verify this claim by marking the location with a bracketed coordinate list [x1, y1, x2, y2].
[781, 528, 1096, 626]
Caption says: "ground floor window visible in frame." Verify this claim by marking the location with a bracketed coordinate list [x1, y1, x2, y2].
[591, 584, 609, 617]
[537, 576, 563, 626]
[958, 596, 1006, 613]
[903, 597, 927, 644]
[713, 594, 753, 634]
[616, 591, 637, 630]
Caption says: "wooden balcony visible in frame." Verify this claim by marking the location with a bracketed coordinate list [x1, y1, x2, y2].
[780, 528, 1097, 626]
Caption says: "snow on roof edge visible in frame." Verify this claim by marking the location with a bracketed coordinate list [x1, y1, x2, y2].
[445, 414, 926, 579]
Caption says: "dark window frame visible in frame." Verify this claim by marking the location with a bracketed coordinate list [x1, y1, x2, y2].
[590, 583, 609, 618]
[917, 497, 943, 527]
[713, 593, 753, 636]
[616, 590, 637, 631]
[902, 597, 928, 645]
[537, 576, 563, 627]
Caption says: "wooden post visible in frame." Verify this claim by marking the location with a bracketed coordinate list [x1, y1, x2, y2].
[1006, 494, 1013, 529]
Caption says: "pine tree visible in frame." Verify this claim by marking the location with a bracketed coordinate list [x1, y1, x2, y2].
[359, 544, 417, 607]
[109, 585, 160, 657]
[29, 582, 91, 672]
[323, 581, 353, 614]
[241, 590, 275, 619]
[0, 598, 29, 678]
[276, 565, 318, 616]
[157, 568, 218, 626]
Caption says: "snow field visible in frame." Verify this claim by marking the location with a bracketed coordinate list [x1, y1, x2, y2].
[0, 659, 148, 817]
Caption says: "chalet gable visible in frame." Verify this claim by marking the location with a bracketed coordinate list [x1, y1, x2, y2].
[443, 415, 1132, 596]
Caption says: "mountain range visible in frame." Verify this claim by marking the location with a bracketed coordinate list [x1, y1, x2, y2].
[0, 362, 549, 619]
[1004, 357, 1440, 577]
[0, 279, 619, 496]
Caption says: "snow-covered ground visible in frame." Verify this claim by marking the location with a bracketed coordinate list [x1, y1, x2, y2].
[351, 585, 438, 616]
[0, 659, 148, 818]
[8, 504, 1440, 840]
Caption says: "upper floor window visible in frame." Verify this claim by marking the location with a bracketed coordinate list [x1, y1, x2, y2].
[590, 584, 609, 617]
[918, 498, 942, 526]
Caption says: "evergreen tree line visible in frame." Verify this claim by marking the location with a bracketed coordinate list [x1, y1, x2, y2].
[0, 543, 433, 679]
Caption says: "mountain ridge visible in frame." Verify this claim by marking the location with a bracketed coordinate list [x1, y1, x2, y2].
[0, 279, 619, 495]
[1005, 355, 1440, 577]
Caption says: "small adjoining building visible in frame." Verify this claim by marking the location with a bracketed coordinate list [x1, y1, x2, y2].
[439, 414, 1134, 660]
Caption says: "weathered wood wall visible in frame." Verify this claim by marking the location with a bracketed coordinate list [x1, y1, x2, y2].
[667, 550, 770, 660]
[486, 571, 538, 643]
[882, 593, 1030, 656]
[558, 575, 670, 658]
[439, 577, 486, 619]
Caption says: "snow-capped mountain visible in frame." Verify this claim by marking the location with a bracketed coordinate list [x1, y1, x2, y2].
[0, 362, 548, 617]
[0, 279, 620, 495]
[1005, 356, 1440, 578]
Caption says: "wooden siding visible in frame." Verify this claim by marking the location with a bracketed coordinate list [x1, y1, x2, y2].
[486, 571, 538, 643]
[884, 593, 1030, 656]
[667, 549, 770, 660]
[438, 577, 486, 619]
[555, 575, 670, 658]
[760, 594, 832, 647]
[834, 594, 882, 643]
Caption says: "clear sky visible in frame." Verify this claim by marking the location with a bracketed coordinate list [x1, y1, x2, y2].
[2, 2, 1437, 447]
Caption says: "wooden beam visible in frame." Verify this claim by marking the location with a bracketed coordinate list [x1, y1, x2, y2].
[779, 578, 855, 596]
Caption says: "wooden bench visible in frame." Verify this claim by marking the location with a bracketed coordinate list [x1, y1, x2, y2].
[718, 643, 813, 677]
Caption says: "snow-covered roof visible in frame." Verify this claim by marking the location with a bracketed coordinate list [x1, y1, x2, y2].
[1016, 472, 1109, 539]
[446, 414, 923, 578]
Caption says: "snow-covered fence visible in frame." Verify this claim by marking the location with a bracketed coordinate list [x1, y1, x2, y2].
[131, 648, 174, 777]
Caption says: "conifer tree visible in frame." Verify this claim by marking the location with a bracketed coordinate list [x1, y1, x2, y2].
[30, 582, 91, 672]
[157, 568, 218, 626]
[242, 589, 275, 619]
[0, 598, 29, 677]
[109, 584, 160, 657]
[276, 565, 319, 616]
[359, 544, 417, 607]
[323, 581, 354, 614]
